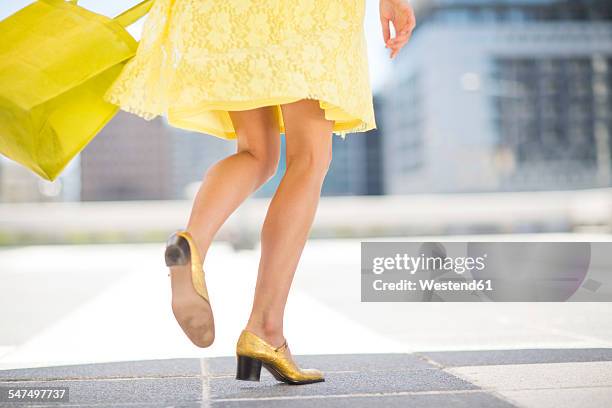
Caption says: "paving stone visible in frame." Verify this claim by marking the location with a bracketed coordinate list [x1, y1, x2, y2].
[448, 361, 612, 390]
[206, 353, 434, 376]
[0, 359, 201, 381]
[211, 391, 516, 408]
[31, 404, 203, 408]
[210, 368, 477, 400]
[502, 387, 612, 408]
[419, 348, 612, 367]
[0, 377, 202, 405]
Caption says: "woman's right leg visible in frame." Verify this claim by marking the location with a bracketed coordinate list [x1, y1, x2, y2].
[169, 106, 281, 347]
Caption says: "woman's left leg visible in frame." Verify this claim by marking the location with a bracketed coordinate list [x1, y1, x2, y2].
[244, 99, 334, 347]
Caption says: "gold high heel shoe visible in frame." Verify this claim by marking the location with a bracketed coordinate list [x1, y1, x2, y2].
[235, 330, 325, 385]
[164, 230, 215, 348]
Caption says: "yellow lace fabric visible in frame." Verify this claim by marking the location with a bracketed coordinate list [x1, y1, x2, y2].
[104, 0, 376, 140]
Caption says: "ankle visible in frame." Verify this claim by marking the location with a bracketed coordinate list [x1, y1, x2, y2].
[245, 319, 285, 348]
[184, 227, 208, 259]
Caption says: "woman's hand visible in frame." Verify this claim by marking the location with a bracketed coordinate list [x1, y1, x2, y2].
[380, 0, 416, 59]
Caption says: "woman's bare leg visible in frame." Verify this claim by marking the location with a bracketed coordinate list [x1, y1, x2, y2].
[244, 99, 334, 347]
[185, 108, 281, 256]
[169, 106, 280, 347]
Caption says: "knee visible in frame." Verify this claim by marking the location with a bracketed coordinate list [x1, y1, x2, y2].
[261, 153, 280, 182]
[244, 145, 280, 184]
[286, 148, 332, 180]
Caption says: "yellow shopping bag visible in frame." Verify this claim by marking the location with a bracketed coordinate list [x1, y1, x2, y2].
[0, 0, 154, 181]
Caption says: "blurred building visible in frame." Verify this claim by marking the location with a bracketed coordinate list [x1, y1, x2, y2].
[322, 95, 385, 196]
[0, 159, 45, 202]
[170, 128, 234, 199]
[323, 133, 384, 196]
[80, 112, 232, 201]
[363, 96, 386, 195]
[80, 112, 173, 200]
[381, 0, 612, 193]
[0, 155, 81, 203]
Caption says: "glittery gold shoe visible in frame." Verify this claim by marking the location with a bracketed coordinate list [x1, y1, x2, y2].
[235, 330, 325, 385]
[164, 230, 215, 348]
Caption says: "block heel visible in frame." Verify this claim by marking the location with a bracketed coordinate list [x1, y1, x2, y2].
[236, 355, 262, 381]
[164, 234, 191, 266]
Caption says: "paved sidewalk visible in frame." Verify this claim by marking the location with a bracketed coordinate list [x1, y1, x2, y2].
[1, 348, 611, 407]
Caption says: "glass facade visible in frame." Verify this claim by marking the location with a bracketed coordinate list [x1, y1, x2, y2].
[492, 56, 612, 188]
[418, 0, 612, 25]
[380, 0, 612, 194]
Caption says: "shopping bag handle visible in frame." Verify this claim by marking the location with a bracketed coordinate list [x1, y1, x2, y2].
[64, 0, 154, 27]
[113, 0, 155, 27]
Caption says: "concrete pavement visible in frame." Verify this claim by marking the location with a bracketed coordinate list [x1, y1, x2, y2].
[1, 349, 611, 407]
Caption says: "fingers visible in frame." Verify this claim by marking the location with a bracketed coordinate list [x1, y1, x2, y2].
[380, 15, 391, 44]
[388, 30, 410, 47]
[386, 30, 406, 58]
[382, 17, 403, 56]
[388, 29, 412, 58]
[385, 4, 416, 59]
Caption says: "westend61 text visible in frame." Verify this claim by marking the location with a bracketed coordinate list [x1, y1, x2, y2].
[373, 279, 493, 292]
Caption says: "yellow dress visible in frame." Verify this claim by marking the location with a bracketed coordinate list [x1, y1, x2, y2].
[104, 0, 376, 140]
